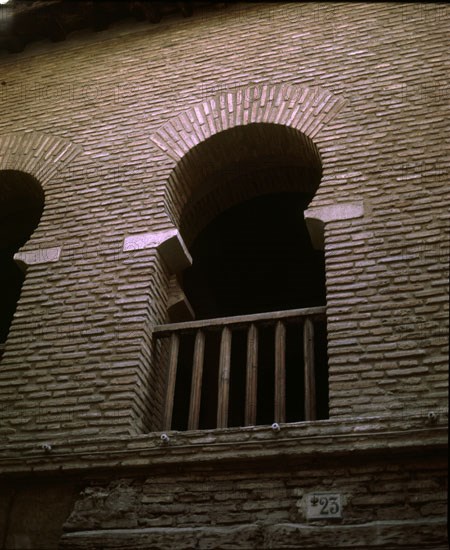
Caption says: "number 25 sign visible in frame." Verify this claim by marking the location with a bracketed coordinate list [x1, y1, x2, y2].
[306, 493, 342, 519]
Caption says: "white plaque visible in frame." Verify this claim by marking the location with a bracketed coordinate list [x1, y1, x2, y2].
[306, 493, 342, 519]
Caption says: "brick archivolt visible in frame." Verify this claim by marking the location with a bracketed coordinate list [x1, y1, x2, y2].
[0, 132, 82, 265]
[150, 84, 346, 246]
[0, 131, 82, 186]
[150, 84, 347, 161]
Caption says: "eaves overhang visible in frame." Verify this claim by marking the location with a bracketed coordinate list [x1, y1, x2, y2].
[0, 0, 227, 53]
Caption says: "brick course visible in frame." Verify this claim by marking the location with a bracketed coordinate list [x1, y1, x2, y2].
[0, 2, 448, 440]
[0, 2, 448, 548]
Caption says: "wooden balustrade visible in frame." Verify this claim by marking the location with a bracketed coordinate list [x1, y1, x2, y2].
[153, 306, 326, 431]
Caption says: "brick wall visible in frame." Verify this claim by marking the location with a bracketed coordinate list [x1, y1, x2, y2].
[0, 0, 447, 452]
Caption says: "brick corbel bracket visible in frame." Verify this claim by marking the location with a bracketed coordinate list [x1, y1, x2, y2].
[0, 131, 82, 266]
[123, 228, 192, 274]
[304, 203, 365, 250]
[123, 228, 194, 320]
[167, 275, 195, 322]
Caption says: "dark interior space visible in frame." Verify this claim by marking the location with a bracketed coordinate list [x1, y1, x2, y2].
[0, 259, 25, 344]
[171, 192, 328, 430]
[183, 192, 325, 318]
[0, 170, 44, 350]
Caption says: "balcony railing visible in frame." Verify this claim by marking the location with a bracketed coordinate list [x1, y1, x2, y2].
[153, 306, 326, 431]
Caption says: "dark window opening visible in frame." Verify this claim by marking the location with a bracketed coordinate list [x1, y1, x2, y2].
[168, 192, 328, 430]
[0, 170, 44, 359]
[183, 192, 325, 318]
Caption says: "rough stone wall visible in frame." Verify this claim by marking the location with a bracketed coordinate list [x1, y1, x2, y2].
[58, 453, 447, 549]
[0, 3, 448, 441]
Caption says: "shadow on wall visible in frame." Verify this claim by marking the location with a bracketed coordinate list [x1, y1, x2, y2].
[0, 170, 45, 355]
[0, 480, 81, 550]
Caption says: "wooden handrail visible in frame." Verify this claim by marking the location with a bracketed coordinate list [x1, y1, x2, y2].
[156, 307, 326, 432]
[153, 306, 326, 337]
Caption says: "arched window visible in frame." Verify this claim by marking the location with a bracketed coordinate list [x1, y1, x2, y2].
[0, 170, 44, 359]
[154, 124, 328, 431]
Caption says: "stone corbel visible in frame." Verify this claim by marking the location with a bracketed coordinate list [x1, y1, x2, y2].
[123, 228, 192, 274]
[14, 246, 61, 268]
[304, 202, 364, 250]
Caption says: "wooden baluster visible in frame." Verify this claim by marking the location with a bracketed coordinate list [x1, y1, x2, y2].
[188, 330, 205, 430]
[217, 326, 232, 429]
[163, 333, 179, 431]
[245, 324, 258, 426]
[304, 318, 316, 421]
[274, 321, 286, 423]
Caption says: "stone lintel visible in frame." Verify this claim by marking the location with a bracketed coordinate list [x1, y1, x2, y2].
[123, 229, 192, 273]
[14, 246, 61, 266]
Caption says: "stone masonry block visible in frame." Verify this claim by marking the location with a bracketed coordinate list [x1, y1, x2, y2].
[123, 229, 192, 274]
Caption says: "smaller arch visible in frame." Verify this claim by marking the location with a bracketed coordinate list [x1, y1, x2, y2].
[0, 170, 45, 254]
[0, 131, 82, 186]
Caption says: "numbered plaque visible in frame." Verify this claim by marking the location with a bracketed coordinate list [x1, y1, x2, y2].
[306, 493, 342, 519]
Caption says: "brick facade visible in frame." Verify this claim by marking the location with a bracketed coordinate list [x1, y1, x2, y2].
[0, 2, 448, 548]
